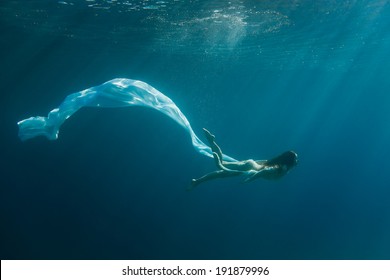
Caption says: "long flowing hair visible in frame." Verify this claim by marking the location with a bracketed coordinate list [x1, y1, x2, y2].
[266, 151, 297, 169]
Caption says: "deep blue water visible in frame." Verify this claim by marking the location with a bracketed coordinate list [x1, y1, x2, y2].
[1, 0, 390, 260]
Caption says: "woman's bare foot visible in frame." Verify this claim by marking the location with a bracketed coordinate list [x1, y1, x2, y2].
[187, 179, 198, 191]
[203, 128, 215, 143]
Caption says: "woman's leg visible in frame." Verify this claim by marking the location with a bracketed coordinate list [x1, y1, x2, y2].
[190, 170, 240, 190]
[203, 128, 224, 161]
[223, 159, 258, 172]
[203, 128, 252, 171]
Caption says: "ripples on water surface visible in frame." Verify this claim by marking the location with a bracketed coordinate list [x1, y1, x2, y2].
[1, 0, 388, 69]
[2, 0, 390, 260]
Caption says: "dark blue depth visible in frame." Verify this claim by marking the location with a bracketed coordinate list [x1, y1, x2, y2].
[1, 0, 389, 260]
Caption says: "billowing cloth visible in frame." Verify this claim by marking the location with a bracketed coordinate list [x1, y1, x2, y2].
[18, 78, 237, 162]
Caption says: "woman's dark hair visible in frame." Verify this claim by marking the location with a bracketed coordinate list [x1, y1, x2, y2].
[266, 151, 297, 169]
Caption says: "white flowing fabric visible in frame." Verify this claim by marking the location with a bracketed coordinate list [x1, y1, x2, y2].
[18, 78, 237, 162]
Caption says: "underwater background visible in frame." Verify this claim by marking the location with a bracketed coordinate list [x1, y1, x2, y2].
[1, 0, 390, 259]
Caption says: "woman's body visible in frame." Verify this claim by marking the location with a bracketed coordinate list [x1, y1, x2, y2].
[190, 128, 298, 189]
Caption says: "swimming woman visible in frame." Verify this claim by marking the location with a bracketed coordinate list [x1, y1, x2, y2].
[190, 128, 298, 188]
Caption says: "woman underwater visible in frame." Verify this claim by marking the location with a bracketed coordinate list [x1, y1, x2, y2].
[191, 128, 298, 188]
